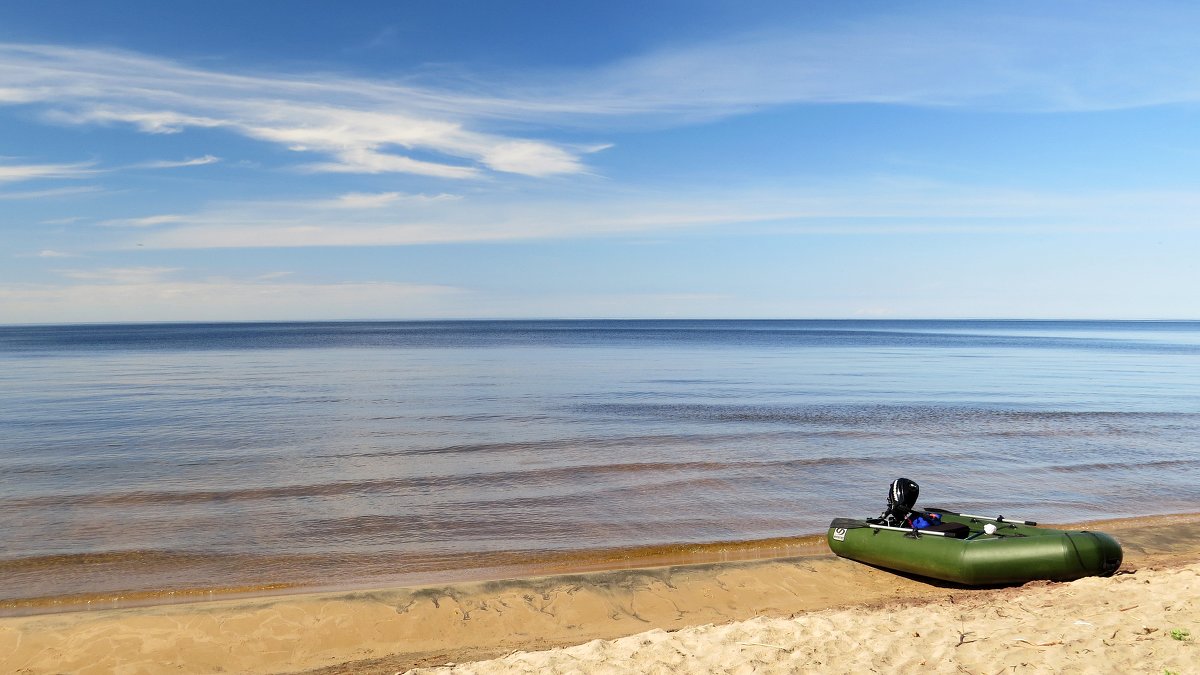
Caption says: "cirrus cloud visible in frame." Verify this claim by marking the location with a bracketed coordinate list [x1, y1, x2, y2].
[137, 154, 221, 169]
[0, 43, 592, 179]
[0, 160, 96, 183]
[3, 3, 1198, 188]
[0, 275, 465, 323]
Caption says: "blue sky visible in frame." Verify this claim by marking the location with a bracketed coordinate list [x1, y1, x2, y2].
[2, 1, 1199, 322]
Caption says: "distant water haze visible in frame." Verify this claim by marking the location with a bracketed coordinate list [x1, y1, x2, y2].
[2, 320, 1198, 612]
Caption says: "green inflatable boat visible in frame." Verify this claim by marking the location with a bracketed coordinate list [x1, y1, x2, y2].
[827, 480, 1123, 586]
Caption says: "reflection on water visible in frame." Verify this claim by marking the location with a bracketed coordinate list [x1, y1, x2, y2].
[1, 320, 1198, 610]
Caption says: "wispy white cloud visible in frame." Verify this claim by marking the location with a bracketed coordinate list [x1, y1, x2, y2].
[321, 191, 461, 209]
[60, 266, 180, 283]
[11, 249, 79, 258]
[137, 154, 221, 169]
[301, 148, 480, 179]
[100, 214, 186, 227]
[0, 44, 589, 179]
[0, 160, 96, 183]
[0, 276, 463, 323]
[117, 192, 790, 249]
[105, 180, 1200, 250]
[0, 185, 100, 200]
[0, 86, 41, 103]
[513, 3, 1200, 120]
[3, 5, 1195, 186]
[48, 107, 228, 134]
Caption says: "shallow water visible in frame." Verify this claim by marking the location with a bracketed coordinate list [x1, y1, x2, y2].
[2, 320, 1198, 610]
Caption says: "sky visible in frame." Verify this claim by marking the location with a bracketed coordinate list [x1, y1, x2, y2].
[2, 0, 1200, 323]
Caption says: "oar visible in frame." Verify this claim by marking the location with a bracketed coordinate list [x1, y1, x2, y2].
[865, 523, 949, 537]
[958, 513, 1038, 526]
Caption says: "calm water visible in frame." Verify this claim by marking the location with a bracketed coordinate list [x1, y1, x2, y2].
[2, 320, 1198, 611]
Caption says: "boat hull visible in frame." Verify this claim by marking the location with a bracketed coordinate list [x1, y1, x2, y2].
[827, 510, 1122, 585]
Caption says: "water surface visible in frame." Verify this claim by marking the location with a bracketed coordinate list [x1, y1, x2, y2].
[2, 320, 1197, 611]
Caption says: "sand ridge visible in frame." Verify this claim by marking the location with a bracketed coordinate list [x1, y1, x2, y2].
[406, 563, 1199, 675]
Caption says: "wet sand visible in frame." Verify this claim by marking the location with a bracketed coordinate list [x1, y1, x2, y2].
[1, 513, 1197, 675]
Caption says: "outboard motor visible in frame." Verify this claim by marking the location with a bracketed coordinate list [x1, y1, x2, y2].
[880, 478, 919, 526]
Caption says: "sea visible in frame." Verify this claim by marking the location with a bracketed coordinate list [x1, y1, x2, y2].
[2, 320, 1198, 613]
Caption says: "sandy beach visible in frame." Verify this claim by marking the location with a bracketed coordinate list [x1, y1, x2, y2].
[2, 514, 1197, 674]
[406, 562, 1199, 675]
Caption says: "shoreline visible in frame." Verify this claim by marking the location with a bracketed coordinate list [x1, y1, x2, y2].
[0, 535, 830, 618]
[1, 512, 1198, 674]
[5, 510, 1197, 618]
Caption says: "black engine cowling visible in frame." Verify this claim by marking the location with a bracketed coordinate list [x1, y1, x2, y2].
[879, 477, 919, 526]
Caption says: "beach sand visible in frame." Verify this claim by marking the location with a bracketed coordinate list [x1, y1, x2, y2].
[405, 562, 1199, 675]
[2, 514, 1197, 674]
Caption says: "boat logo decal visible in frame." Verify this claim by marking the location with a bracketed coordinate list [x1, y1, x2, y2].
[833, 527, 847, 541]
